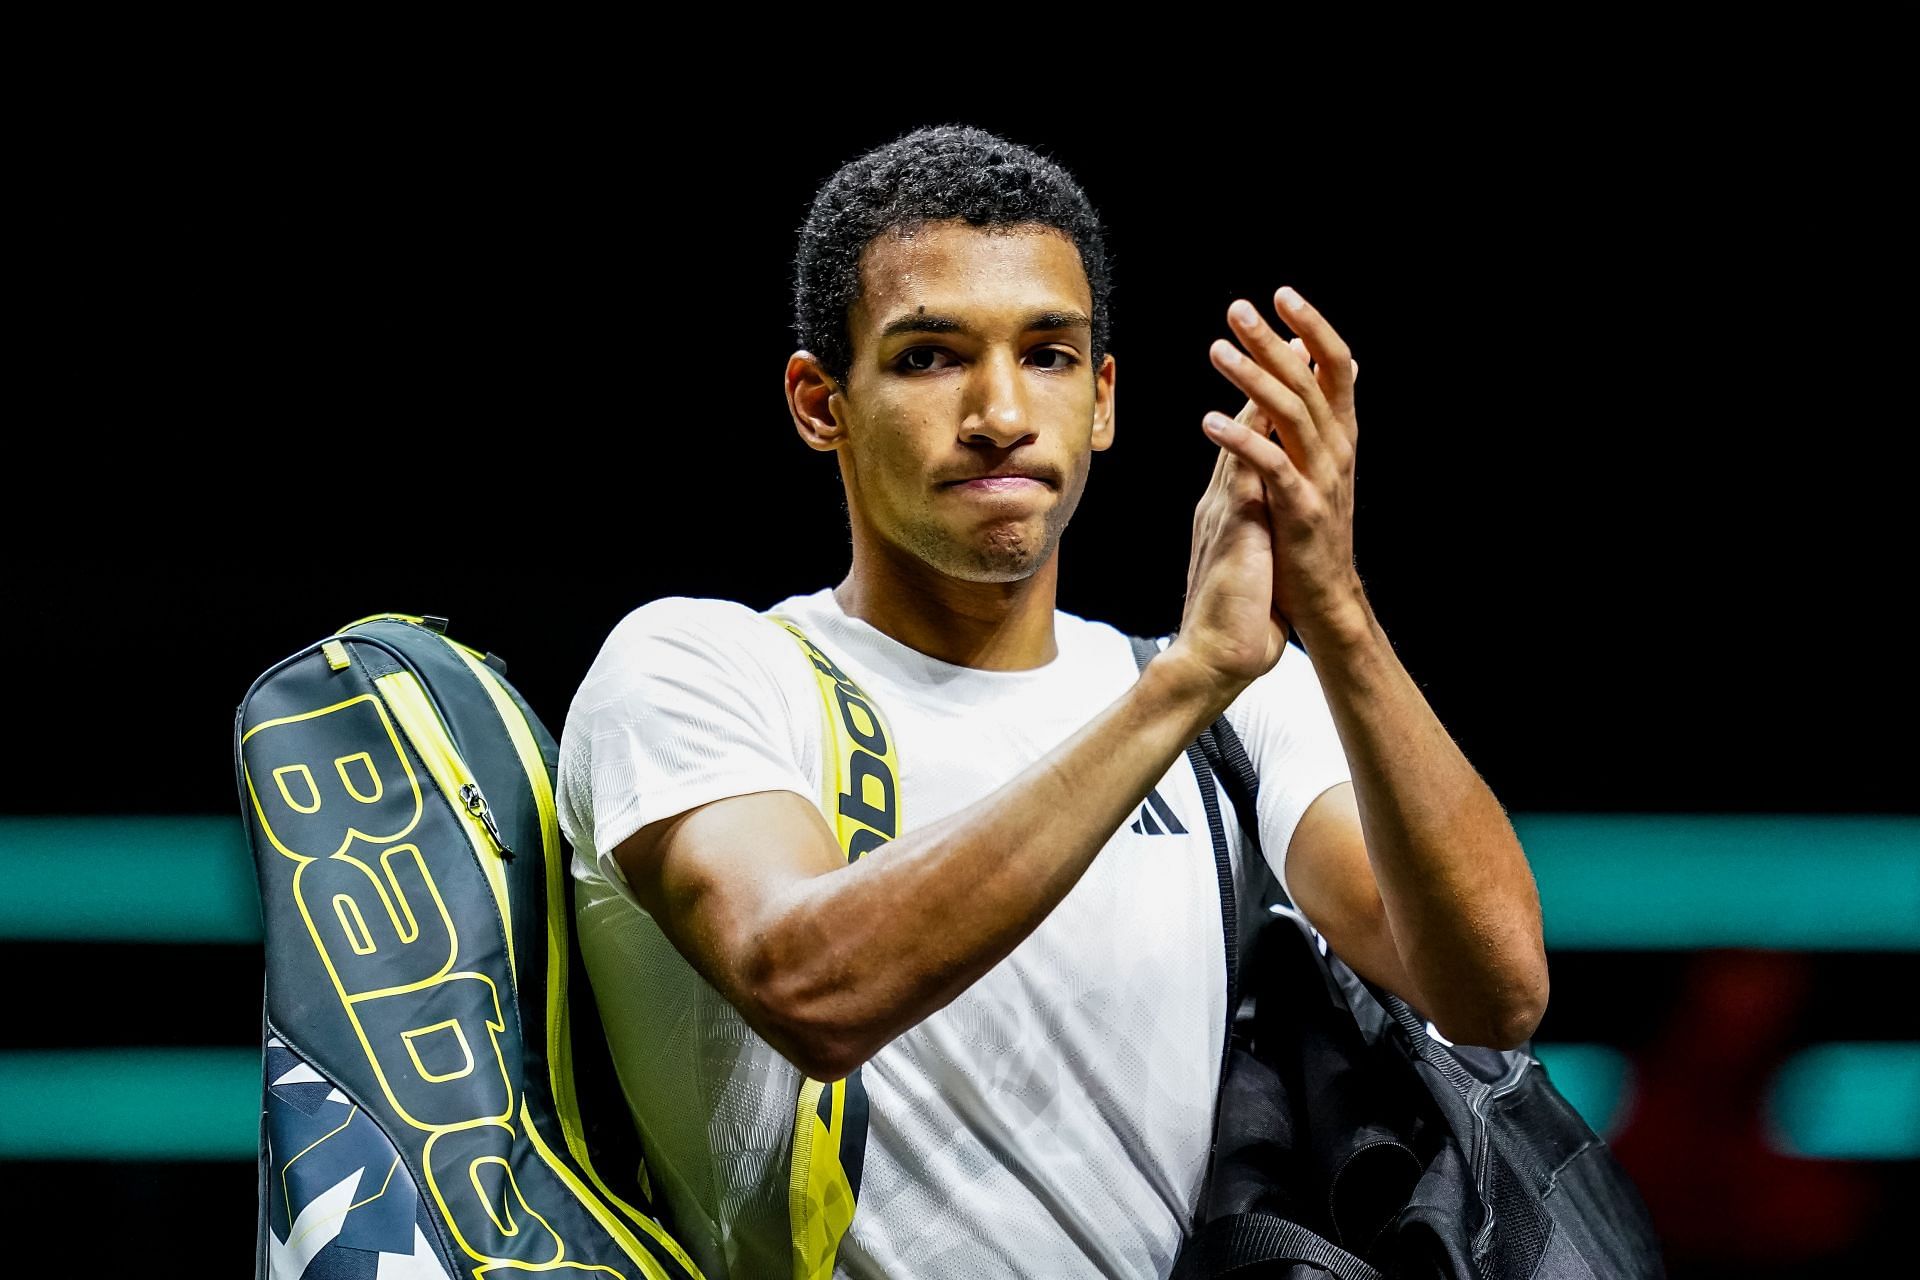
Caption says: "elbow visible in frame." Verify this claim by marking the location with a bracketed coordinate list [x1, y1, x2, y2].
[1435, 961, 1550, 1052]
[763, 1002, 872, 1082]
[1481, 993, 1548, 1052]
[742, 935, 879, 1083]
[1509, 937, 1553, 1046]
[1434, 1002, 1541, 1052]
[1476, 970, 1551, 1052]
[1480, 920, 1551, 1050]
[786, 1040, 869, 1084]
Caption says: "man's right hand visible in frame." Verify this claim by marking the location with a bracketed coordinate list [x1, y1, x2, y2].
[1159, 395, 1290, 713]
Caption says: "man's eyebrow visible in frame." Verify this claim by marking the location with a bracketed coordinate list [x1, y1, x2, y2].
[876, 310, 1093, 342]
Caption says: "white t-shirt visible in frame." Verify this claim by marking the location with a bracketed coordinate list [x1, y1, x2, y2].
[556, 587, 1354, 1279]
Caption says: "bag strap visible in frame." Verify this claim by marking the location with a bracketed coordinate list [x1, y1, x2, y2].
[1184, 1213, 1386, 1280]
[1131, 640, 1399, 1280]
[1177, 647, 1466, 1078]
[1126, 633, 1248, 1235]
[769, 612, 903, 1280]
[1125, 636, 1240, 1040]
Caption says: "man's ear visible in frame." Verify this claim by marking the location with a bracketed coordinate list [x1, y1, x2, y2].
[1090, 351, 1116, 451]
[787, 351, 847, 453]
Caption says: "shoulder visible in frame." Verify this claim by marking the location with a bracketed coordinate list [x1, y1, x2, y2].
[1234, 640, 1329, 708]
[1062, 614, 1322, 705]
[594, 595, 803, 679]
[604, 594, 780, 651]
[566, 595, 820, 730]
[557, 597, 826, 870]
[1057, 610, 1170, 676]
[1213, 640, 1339, 751]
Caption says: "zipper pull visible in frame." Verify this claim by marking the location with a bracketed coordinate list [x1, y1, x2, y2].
[459, 782, 515, 862]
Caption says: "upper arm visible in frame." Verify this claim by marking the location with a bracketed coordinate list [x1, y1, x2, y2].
[557, 597, 832, 1017]
[1285, 782, 1426, 1014]
[612, 788, 847, 1007]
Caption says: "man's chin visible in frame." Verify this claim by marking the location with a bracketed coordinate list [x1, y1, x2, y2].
[893, 514, 1061, 584]
[942, 536, 1056, 584]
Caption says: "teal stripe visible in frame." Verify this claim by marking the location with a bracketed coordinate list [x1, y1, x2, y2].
[1529, 1042, 1920, 1160]
[0, 816, 260, 942]
[0, 1048, 258, 1159]
[1768, 1042, 1920, 1159]
[1514, 814, 1920, 950]
[3, 814, 1915, 947]
[5, 1042, 1915, 1162]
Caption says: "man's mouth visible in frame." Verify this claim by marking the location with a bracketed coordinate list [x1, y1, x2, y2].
[943, 465, 1054, 487]
[944, 476, 1049, 494]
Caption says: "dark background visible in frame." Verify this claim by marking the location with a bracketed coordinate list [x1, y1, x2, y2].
[4, 88, 1910, 1276]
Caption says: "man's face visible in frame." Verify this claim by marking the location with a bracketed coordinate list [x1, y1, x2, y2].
[824, 220, 1115, 583]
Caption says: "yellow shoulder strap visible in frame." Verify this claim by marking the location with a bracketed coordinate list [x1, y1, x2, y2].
[768, 614, 901, 1280]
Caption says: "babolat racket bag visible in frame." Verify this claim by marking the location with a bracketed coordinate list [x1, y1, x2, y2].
[235, 613, 705, 1280]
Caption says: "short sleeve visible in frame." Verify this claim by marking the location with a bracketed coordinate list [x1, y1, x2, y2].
[1218, 641, 1354, 905]
[555, 597, 820, 896]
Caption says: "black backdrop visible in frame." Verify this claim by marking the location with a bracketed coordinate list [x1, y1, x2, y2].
[3, 94, 1909, 1276]
[11, 101, 1908, 814]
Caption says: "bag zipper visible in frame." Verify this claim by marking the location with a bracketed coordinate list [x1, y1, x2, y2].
[445, 640, 707, 1277]
[366, 661, 520, 984]
[458, 781, 514, 861]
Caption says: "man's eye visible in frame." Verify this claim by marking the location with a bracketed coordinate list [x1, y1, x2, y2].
[893, 347, 1080, 373]
[897, 348, 946, 373]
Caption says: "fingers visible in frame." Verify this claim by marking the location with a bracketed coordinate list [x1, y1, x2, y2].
[1198, 396, 1267, 513]
[1274, 286, 1357, 430]
[1216, 300, 1331, 464]
[1226, 400, 1267, 504]
[1202, 410, 1304, 503]
[1211, 337, 1329, 485]
[1204, 399, 1253, 488]
[1291, 336, 1359, 381]
[1198, 397, 1257, 527]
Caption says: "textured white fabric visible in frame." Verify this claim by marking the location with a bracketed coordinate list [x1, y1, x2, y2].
[556, 588, 1354, 1279]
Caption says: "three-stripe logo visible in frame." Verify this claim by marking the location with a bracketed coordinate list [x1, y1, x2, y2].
[1128, 787, 1188, 835]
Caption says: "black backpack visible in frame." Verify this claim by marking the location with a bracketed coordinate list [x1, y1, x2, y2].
[1124, 635, 1666, 1280]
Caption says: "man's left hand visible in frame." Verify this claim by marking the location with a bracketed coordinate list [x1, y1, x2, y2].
[1201, 285, 1367, 645]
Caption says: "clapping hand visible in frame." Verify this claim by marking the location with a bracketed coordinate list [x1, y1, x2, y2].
[1203, 286, 1367, 646]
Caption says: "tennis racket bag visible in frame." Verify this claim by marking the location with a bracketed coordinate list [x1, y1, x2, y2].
[235, 613, 705, 1280]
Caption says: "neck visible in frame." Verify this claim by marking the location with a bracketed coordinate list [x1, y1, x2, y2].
[833, 539, 1062, 672]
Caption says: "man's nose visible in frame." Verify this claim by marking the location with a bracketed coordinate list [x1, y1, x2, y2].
[960, 349, 1033, 448]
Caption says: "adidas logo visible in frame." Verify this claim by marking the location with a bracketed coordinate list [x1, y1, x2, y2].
[1128, 787, 1188, 836]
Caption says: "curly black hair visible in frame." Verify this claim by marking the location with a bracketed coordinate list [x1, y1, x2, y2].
[792, 124, 1113, 394]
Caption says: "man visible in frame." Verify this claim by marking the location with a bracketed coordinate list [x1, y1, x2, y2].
[557, 124, 1548, 1278]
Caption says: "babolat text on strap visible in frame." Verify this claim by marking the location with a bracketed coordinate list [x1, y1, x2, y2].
[237, 613, 706, 1280]
[767, 614, 903, 1280]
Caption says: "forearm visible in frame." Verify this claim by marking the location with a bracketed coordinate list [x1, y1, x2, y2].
[751, 649, 1237, 1079]
[1301, 601, 1549, 1048]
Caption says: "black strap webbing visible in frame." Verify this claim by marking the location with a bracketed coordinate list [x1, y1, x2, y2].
[1195, 1212, 1386, 1279]
[1124, 635, 1260, 1041]
[1126, 634, 1244, 1230]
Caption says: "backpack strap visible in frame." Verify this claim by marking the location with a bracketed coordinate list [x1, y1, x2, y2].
[768, 614, 903, 1280]
[1124, 636, 1244, 1036]
[1183, 664, 1453, 1057]
[1137, 638, 1414, 1280]
[1126, 633, 1249, 1232]
[1177, 1213, 1385, 1280]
